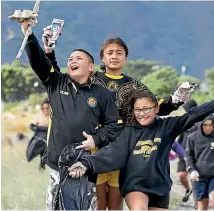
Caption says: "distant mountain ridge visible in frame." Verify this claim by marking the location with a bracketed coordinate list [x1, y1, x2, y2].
[2, 1, 214, 79]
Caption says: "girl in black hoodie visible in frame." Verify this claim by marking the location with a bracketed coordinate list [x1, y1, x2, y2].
[68, 90, 214, 210]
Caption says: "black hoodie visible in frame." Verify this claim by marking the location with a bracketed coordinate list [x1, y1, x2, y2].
[185, 114, 214, 179]
[177, 99, 198, 149]
[81, 101, 214, 197]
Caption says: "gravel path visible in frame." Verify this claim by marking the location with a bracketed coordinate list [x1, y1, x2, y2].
[170, 159, 196, 210]
[122, 159, 196, 210]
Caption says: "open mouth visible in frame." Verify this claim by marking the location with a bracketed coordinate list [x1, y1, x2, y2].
[71, 65, 79, 71]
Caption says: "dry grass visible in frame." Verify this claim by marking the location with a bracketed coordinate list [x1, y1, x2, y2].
[2, 107, 49, 210]
[2, 111, 35, 134]
[1, 142, 49, 210]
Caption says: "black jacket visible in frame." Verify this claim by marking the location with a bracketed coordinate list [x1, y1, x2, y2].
[177, 124, 199, 149]
[91, 72, 183, 121]
[177, 99, 199, 149]
[46, 51, 183, 122]
[25, 34, 123, 171]
[185, 114, 214, 179]
[81, 101, 214, 197]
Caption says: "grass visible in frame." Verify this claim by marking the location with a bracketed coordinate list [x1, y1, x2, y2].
[2, 106, 49, 210]
[1, 107, 181, 210]
[1, 142, 49, 210]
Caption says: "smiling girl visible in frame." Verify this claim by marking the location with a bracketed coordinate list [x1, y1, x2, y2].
[68, 90, 214, 210]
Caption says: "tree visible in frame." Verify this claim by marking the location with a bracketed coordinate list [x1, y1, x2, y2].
[141, 66, 179, 98]
[177, 75, 200, 86]
[190, 92, 212, 105]
[123, 59, 161, 80]
[1, 61, 45, 102]
[205, 67, 214, 98]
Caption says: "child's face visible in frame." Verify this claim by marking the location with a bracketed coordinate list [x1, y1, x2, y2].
[42, 103, 50, 116]
[134, 98, 159, 126]
[202, 120, 214, 135]
[102, 43, 127, 71]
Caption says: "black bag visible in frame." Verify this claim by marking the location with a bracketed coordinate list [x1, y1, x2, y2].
[26, 135, 47, 162]
[53, 144, 96, 210]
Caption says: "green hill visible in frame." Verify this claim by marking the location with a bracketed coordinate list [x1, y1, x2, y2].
[2, 1, 214, 79]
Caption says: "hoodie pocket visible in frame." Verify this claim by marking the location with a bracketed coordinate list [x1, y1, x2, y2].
[195, 161, 214, 178]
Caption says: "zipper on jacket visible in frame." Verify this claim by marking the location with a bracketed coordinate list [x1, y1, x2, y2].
[71, 82, 79, 100]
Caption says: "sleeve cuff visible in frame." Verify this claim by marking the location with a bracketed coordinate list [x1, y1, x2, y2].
[92, 134, 102, 148]
[187, 166, 195, 174]
[27, 33, 35, 42]
[169, 95, 184, 108]
[80, 159, 92, 174]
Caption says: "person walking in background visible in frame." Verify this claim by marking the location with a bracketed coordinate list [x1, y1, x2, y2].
[185, 114, 214, 210]
[27, 99, 50, 170]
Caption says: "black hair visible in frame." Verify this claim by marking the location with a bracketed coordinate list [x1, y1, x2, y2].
[72, 49, 94, 64]
[99, 37, 128, 72]
[183, 99, 198, 112]
[122, 90, 158, 124]
[130, 90, 158, 109]
[100, 64, 106, 72]
[100, 36, 129, 59]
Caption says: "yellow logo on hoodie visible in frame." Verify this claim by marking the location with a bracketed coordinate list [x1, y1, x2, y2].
[210, 142, 214, 150]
